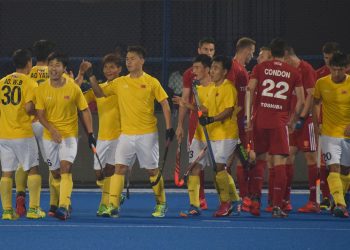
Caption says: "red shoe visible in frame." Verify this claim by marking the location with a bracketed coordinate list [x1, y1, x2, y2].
[213, 201, 232, 217]
[282, 200, 293, 212]
[250, 199, 261, 216]
[265, 204, 273, 212]
[298, 201, 320, 213]
[15, 192, 26, 217]
[200, 198, 208, 210]
[242, 196, 251, 212]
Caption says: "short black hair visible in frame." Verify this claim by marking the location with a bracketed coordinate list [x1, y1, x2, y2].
[12, 49, 32, 69]
[33, 40, 55, 62]
[270, 38, 288, 58]
[47, 52, 68, 67]
[322, 42, 340, 54]
[212, 55, 232, 71]
[198, 37, 215, 48]
[329, 52, 350, 67]
[127, 45, 146, 58]
[102, 53, 122, 67]
[193, 54, 212, 68]
[236, 37, 256, 51]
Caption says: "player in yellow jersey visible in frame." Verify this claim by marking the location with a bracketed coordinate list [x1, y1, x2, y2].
[0, 49, 45, 220]
[89, 46, 174, 218]
[35, 52, 94, 220]
[313, 52, 350, 218]
[198, 55, 241, 217]
[14, 40, 55, 217]
[78, 54, 127, 216]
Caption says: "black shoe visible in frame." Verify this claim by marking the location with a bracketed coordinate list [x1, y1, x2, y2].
[320, 197, 331, 211]
[272, 206, 288, 218]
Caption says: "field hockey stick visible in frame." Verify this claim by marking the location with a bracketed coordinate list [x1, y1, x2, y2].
[150, 139, 171, 187]
[174, 142, 184, 187]
[316, 135, 321, 205]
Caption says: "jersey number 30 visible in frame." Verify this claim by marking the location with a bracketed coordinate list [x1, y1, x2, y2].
[1, 85, 22, 105]
[261, 79, 289, 100]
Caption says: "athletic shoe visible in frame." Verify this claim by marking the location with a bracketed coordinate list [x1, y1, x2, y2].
[15, 191, 26, 217]
[213, 201, 232, 217]
[231, 200, 242, 216]
[102, 204, 119, 218]
[333, 205, 349, 218]
[55, 207, 71, 220]
[272, 206, 288, 218]
[48, 205, 58, 217]
[120, 193, 127, 206]
[180, 205, 201, 217]
[320, 197, 332, 211]
[250, 198, 261, 217]
[26, 207, 46, 219]
[2, 209, 19, 220]
[152, 204, 167, 218]
[298, 201, 320, 213]
[200, 198, 208, 210]
[282, 200, 293, 212]
[265, 204, 273, 213]
[96, 204, 108, 217]
[242, 196, 251, 212]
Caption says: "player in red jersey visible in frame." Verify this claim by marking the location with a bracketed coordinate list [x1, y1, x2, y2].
[316, 42, 340, 79]
[226, 37, 258, 213]
[246, 38, 304, 218]
[284, 46, 319, 213]
[176, 38, 215, 210]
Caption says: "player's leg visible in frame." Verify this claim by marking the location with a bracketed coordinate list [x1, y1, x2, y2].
[284, 144, 297, 212]
[265, 155, 274, 212]
[249, 155, 267, 216]
[15, 166, 27, 216]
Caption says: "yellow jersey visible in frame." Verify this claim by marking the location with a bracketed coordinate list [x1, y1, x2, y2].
[103, 72, 168, 135]
[35, 77, 88, 140]
[0, 73, 38, 139]
[84, 81, 121, 140]
[29, 65, 49, 84]
[194, 83, 214, 141]
[204, 79, 239, 140]
[314, 75, 350, 139]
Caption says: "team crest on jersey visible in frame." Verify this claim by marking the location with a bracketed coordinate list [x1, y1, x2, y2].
[140, 84, 146, 88]
[341, 90, 347, 94]
[64, 95, 70, 100]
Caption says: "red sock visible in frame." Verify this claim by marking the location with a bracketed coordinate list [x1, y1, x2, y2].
[236, 165, 249, 198]
[320, 164, 330, 199]
[273, 165, 287, 208]
[250, 160, 266, 198]
[284, 164, 294, 201]
[268, 168, 275, 205]
[199, 170, 205, 200]
[308, 164, 318, 202]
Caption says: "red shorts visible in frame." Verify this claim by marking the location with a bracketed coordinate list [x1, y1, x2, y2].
[254, 125, 290, 155]
[289, 116, 317, 152]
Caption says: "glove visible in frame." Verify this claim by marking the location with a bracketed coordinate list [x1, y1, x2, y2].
[295, 116, 306, 130]
[166, 128, 175, 141]
[88, 133, 97, 148]
[199, 116, 214, 126]
[85, 67, 94, 78]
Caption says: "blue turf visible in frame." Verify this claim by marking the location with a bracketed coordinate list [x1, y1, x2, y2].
[1, 191, 349, 250]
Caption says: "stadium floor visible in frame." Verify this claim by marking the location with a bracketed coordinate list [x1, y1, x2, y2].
[1, 189, 349, 250]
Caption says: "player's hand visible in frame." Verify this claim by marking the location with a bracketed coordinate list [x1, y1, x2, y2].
[88, 133, 97, 149]
[166, 128, 175, 142]
[50, 128, 62, 143]
[79, 60, 92, 76]
[345, 124, 350, 137]
[176, 126, 184, 143]
[199, 116, 214, 126]
[295, 117, 306, 130]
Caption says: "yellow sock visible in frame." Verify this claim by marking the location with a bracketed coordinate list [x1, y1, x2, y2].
[340, 174, 350, 195]
[101, 177, 111, 206]
[96, 179, 104, 190]
[27, 174, 41, 208]
[150, 175, 166, 205]
[228, 174, 240, 202]
[15, 166, 27, 193]
[328, 172, 346, 206]
[188, 175, 200, 207]
[50, 173, 60, 206]
[0, 177, 13, 210]
[59, 173, 73, 209]
[109, 174, 124, 207]
[215, 170, 230, 203]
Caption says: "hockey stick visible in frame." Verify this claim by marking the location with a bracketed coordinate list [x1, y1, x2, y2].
[150, 139, 171, 187]
[174, 143, 184, 187]
[316, 136, 321, 205]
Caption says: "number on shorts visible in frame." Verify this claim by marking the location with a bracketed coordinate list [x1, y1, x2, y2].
[47, 159, 52, 167]
[1, 85, 22, 105]
[189, 150, 194, 159]
[261, 79, 289, 100]
[322, 152, 332, 162]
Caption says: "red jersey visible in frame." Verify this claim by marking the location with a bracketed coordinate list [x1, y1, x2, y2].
[316, 65, 330, 79]
[251, 59, 302, 128]
[182, 66, 197, 144]
[227, 59, 249, 128]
